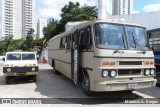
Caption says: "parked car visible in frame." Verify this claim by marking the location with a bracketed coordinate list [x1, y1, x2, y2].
[3, 52, 39, 84]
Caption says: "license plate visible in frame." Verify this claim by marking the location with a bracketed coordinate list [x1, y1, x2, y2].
[18, 72, 25, 76]
[128, 83, 138, 89]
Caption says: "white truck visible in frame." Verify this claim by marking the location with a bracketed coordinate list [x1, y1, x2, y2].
[3, 52, 39, 84]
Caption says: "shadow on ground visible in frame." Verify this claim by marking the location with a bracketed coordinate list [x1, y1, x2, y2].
[34, 68, 143, 104]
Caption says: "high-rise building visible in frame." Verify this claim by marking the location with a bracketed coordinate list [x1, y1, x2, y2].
[37, 19, 47, 39]
[22, 0, 36, 38]
[0, 0, 36, 39]
[112, 0, 133, 16]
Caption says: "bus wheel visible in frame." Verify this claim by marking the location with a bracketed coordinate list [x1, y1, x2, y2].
[52, 60, 59, 74]
[156, 72, 160, 87]
[82, 72, 93, 96]
[6, 77, 11, 84]
[53, 67, 59, 74]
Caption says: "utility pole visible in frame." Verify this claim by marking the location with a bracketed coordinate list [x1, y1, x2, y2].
[98, 0, 110, 20]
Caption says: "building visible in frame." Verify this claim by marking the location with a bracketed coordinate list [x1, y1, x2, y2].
[0, 0, 14, 39]
[37, 19, 47, 38]
[112, 0, 133, 15]
[22, 0, 36, 38]
[0, 0, 36, 39]
[112, 11, 160, 30]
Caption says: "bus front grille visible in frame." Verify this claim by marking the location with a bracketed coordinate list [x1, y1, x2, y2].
[118, 69, 141, 76]
[119, 62, 142, 65]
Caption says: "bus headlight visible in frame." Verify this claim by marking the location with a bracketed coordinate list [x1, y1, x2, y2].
[145, 69, 150, 76]
[7, 68, 11, 72]
[102, 70, 109, 78]
[110, 70, 117, 78]
[150, 69, 155, 75]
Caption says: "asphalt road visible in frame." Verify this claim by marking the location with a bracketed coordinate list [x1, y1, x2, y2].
[0, 61, 160, 104]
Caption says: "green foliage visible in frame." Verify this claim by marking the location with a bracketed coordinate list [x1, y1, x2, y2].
[43, 2, 97, 41]
[0, 1, 97, 55]
[0, 29, 44, 55]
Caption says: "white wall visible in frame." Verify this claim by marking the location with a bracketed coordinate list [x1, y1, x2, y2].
[112, 11, 160, 30]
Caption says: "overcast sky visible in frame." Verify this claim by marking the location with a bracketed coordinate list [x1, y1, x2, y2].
[37, 0, 160, 20]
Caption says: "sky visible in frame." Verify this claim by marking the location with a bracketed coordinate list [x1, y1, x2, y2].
[37, 0, 160, 21]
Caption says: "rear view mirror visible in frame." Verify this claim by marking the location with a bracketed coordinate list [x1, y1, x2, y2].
[151, 47, 154, 51]
[2, 58, 5, 62]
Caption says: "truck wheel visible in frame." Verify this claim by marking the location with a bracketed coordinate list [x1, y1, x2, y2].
[81, 72, 94, 96]
[6, 77, 11, 84]
[32, 76, 37, 83]
[156, 73, 160, 87]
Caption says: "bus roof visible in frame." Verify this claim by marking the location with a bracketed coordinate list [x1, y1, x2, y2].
[49, 20, 146, 42]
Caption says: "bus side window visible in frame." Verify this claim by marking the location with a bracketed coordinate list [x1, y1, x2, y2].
[79, 29, 85, 50]
[67, 35, 71, 50]
[60, 37, 66, 49]
[79, 26, 92, 50]
[87, 26, 92, 49]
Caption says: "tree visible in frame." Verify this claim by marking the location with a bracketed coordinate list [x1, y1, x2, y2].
[0, 35, 17, 55]
[43, 18, 59, 41]
[43, 2, 97, 41]
[24, 28, 35, 51]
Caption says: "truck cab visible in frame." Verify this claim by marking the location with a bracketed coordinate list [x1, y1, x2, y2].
[3, 52, 39, 84]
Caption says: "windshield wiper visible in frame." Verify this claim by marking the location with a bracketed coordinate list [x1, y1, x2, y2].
[113, 43, 125, 54]
[132, 33, 146, 54]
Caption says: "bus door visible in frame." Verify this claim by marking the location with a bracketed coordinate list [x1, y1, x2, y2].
[71, 30, 80, 85]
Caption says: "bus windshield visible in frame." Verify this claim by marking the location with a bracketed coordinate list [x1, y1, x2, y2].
[95, 23, 149, 50]
[125, 26, 149, 50]
[95, 24, 125, 49]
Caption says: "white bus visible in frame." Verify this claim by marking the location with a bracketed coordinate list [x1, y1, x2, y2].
[48, 20, 156, 95]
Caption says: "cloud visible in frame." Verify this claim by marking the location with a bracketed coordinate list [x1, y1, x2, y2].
[132, 10, 140, 14]
[37, 0, 97, 20]
[143, 4, 160, 12]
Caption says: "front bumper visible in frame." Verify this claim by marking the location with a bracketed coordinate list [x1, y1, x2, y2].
[94, 79, 157, 92]
[3, 66, 39, 76]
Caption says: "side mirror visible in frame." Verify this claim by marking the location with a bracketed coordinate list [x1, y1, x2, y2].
[37, 57, 39, 61]
[2, 58, 5, 62]
[151, 47, 154, 51]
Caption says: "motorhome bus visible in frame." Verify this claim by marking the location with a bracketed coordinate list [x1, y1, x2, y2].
[48, 20, 156, 95]
[148, 28, 160, 86]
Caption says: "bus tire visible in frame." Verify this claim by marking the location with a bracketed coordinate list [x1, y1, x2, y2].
[6, 77, 11, 84]
[156, 72, 160, 87]
[81, 71, 94, 96]
[52, 60, 59, 74]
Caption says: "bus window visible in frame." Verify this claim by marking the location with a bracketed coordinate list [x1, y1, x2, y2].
[79, 26, 92, 50]
[60, 37, 66, 49]
[67, 35, 71, 50]
[149, 31, 160, 50]
[95, 24, 125, 49]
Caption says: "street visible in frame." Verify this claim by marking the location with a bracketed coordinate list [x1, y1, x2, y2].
[0, 61, 160, 104]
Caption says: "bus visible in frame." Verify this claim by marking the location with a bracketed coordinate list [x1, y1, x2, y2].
[148, 28, 160, 86]
[48, 20, 156, 95]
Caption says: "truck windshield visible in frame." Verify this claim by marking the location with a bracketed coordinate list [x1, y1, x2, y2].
[7, 53, 21, 60]
[95, 24, 125, 49]
[125, 26, 149, 50]
[22, 54, 35, 60]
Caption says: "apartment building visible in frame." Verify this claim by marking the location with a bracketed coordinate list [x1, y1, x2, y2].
[112, 0, 133, 15]
[0, 0, 36, 39]
[37, 19, 47, 39]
